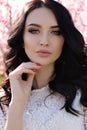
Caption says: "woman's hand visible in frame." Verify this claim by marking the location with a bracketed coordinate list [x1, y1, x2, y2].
[9, 62, 41, 108]
[5, 62, 41, 130]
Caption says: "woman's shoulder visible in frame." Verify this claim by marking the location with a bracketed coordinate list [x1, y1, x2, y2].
[72, 89, 83, 112]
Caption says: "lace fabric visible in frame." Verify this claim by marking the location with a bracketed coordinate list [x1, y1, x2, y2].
[0, 85, 85, 130]
[0, 104, 8, 130]
[83, 107, 87, 130]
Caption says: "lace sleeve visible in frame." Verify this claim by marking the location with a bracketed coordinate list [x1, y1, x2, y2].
[0, 89, 8, 130]
[0, 105, 8, 130]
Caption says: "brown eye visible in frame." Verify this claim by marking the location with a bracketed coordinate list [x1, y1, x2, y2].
[28, 29, 40, 34]
[51, 30, 62, 35]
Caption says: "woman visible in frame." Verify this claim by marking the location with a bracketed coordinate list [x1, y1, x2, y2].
[0, 0, 87, 129]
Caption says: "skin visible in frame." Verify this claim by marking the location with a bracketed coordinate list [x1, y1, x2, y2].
[5, 7, 64, 130]
[23, 7, 64, 66]
[23, 7, 64, 88]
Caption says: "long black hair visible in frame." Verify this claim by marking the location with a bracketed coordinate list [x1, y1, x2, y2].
[0, 0, 87, 115]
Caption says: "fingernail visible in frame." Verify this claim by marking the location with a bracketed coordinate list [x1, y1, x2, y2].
[32, 69, 36, 72]
[36, 63, 41, 66]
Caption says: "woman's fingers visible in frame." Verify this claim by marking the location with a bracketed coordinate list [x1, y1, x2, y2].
[20, 62, 41, 70]
[9, 62, 42, 105]
[9, 62, 41, 80]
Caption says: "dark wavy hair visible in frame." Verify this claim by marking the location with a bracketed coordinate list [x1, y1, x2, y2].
[0, 0, 87, 115]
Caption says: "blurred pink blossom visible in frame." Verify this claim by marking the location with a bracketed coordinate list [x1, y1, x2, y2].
[0, 0, 87, 75]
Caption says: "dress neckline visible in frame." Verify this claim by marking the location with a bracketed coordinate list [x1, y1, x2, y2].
[32, 84, 49, 93]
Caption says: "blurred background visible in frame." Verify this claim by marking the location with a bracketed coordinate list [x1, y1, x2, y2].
[0, 0, 87, 84]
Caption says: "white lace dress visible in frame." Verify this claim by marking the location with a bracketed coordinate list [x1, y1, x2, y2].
[0, 85, 85, 130]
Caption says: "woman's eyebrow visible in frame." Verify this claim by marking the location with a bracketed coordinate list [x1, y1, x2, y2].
[26, 23, 41, 27]
[50, 25, 59, 29]
[26, 23, 59, 28]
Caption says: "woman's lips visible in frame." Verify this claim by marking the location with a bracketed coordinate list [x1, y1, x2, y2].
[36, 50, 51, 57]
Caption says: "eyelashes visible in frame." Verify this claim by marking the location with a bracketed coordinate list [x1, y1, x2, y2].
[51, 30, 62, 35]
[28, 28, 62, 35]
[28, 29, 40, 34]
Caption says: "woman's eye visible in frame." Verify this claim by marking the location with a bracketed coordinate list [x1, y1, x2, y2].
[28, 29, 40, 34]
[51, 30, 62, 35]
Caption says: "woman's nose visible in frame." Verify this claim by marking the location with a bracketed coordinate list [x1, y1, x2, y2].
[40, 33, 49, 47]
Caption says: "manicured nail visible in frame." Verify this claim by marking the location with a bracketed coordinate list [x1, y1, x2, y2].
[32, 69, 36, 72]
[36, 63, 41, 66]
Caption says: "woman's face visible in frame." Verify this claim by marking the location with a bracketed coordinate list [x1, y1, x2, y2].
[23, 7, 64, 66]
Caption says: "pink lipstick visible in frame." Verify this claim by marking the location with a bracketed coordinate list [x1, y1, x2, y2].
[36, 50, 51, 57]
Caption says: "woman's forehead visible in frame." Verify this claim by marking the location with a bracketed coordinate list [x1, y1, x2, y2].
[25, 7, 58, 27]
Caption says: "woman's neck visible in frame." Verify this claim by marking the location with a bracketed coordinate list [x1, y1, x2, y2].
[33, 63, 54, 89]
